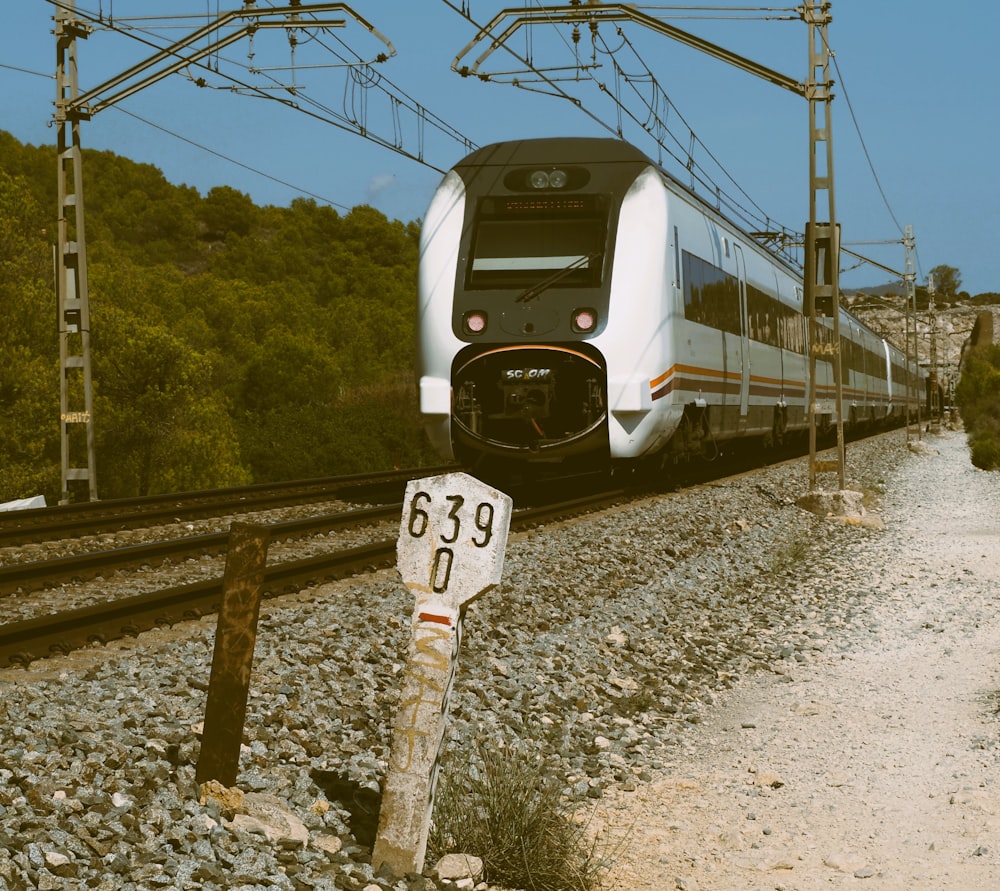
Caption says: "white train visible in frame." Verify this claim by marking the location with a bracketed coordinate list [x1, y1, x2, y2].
[417, 137, 923, 476]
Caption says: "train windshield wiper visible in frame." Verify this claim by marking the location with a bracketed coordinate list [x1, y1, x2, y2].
[515, 252, 603, 303]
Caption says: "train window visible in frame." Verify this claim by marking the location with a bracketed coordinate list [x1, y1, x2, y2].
[747, 282, 779, 348]
[775, 302, 797, 354]
[682, 251, 740, 335]
[466, 196, 607, 290]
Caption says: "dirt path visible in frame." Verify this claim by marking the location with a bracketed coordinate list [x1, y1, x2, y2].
[592, 434, 1000, 890]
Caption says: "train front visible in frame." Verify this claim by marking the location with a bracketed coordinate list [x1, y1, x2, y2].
[418, 138, 663, 474]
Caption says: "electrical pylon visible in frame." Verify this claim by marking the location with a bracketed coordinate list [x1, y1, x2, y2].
[55, 1, 97, 504]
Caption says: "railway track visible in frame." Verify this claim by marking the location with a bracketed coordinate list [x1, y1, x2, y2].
[0, 489, 625, 668]
[0, 432, 869, 669]
[0, 503, 401, 596]
[0, 466, 451, 547]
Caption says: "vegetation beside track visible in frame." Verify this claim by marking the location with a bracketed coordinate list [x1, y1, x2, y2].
[955, 342, 1000, 470]
[1, 133, 438, 504]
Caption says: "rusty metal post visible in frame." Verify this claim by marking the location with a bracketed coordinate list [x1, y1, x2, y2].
[196, 522, 271, 787]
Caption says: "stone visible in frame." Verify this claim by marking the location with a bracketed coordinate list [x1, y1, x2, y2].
[199, 780, 245, 818]
[312, 834, 343, 857]
[435, 853, 485, 882]
[795, 489, 865, 519]
[823, 849, 866, 872]
[228, 793, 310, 849]
[752, 771, 784, 789]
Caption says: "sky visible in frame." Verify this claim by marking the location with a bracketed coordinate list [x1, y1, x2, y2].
[2, 1, 998, 296]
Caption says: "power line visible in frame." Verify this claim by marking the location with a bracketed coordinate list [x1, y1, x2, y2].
[0, 62, 55, 80]
[823, 34, 906, 238]
[111, 106, 353, 210]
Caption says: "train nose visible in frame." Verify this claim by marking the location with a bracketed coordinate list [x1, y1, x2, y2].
[451, 346, 607, 454]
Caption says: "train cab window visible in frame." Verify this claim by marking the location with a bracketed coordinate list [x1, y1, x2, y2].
[466, 195, 607, 290]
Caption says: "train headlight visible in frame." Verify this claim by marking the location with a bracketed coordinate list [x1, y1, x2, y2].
[529, 170, 550, 189]
[528, 168, 569, 190]
[463, 310, 488, 335]
[572, 307, 597, 333]
[548, 168, 568, 189]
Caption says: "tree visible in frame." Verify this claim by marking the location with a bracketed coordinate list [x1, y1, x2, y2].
[955, 344, 1000, 470]
[928, 265, 962, 304]
[199, 185, 257, 240]
[0, 170, 61, 502]
[92, 305, 249, 496]
[0, 347, 60, 501]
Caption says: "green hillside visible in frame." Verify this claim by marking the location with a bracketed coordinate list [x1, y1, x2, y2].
[0, 131, 438, 502]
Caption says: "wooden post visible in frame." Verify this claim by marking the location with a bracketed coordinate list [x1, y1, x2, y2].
[196, 522, 271, 787]
[372, 473, 512, 877]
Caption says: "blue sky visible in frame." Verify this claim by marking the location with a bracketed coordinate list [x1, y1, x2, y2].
[3, 2, 998, 295]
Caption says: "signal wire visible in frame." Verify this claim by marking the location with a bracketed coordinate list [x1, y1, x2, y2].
[0, 62, 55, 80]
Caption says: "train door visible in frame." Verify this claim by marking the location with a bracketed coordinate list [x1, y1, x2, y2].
[733, 244, 751, 426]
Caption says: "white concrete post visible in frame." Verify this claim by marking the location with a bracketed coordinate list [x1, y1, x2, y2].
[372, 472, 512, 877]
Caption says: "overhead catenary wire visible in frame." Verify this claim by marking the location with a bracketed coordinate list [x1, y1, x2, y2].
[442, 0, 802, 263]
[4, 4, 349, 210]
[534, 2, 803, 237]
[587, 23, 799, 251]
[41, 0, 477, 189]
[446, 2, 923, 283]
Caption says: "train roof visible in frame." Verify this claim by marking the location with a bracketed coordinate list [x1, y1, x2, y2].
[453, 137, 652, 170]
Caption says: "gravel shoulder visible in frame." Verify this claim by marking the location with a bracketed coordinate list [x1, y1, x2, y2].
[2, 429, 996, 891]
[593, 430, 1000, 890]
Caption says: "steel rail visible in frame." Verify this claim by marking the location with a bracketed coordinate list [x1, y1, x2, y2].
[0, 489, 625, 667]
[0, 503, 402, 596]
[0, 466, 452, 547]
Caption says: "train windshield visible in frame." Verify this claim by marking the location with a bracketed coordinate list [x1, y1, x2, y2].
[466, 195, 607, 290]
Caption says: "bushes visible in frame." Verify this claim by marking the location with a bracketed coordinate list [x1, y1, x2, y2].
[955, 344, 1000, 470]
[429, 744, 606, 891]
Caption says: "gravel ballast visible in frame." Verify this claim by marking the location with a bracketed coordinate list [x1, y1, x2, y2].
[0, 430, 993, 890]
